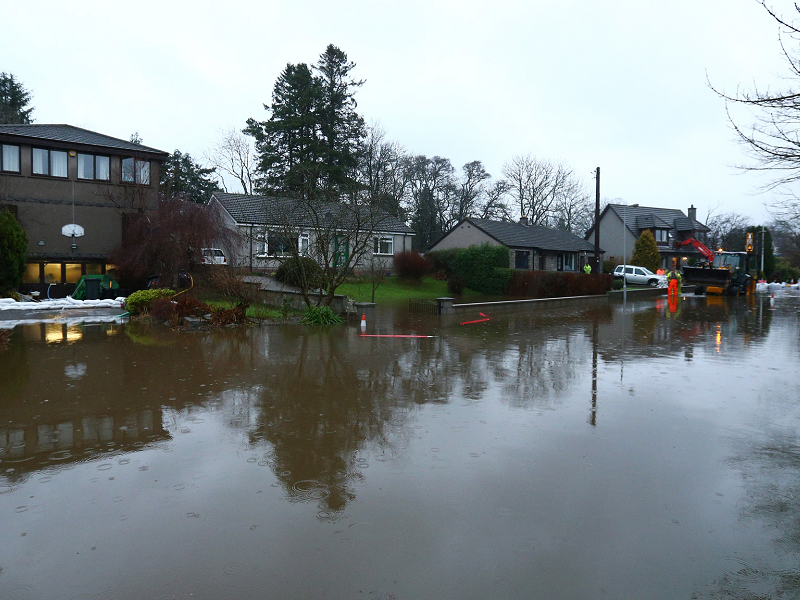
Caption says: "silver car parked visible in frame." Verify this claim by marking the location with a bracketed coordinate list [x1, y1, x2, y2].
[613, 265, 666, 287]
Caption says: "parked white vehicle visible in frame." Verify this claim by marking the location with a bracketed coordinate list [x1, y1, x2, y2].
[201, 248, 227, 265]
[613, 265, 666, 287]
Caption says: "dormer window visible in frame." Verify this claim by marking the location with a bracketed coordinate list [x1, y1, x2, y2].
[655, 229, 669, 243]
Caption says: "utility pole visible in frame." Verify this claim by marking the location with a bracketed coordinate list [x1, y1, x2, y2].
[761, 226, 765, 277]
[593, 167, 600, 273]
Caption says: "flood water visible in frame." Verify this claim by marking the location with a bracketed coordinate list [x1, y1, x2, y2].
[1, 292, 799, 599]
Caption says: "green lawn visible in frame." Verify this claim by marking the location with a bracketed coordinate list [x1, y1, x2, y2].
[335, 277, 485, 302]
[204, 299, 289, 320]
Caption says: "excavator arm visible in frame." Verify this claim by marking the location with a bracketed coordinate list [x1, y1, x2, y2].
[676, 238, 715, 261]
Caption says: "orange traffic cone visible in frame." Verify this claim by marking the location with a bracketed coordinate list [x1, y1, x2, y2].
[360, 313, 366, 332]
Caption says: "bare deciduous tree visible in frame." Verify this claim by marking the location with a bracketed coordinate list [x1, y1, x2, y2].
[261, 197, 390, 306]
[478, 179, 512, 221]
[705, 211, 752, 251]
[712, 2, 800, 192]
[502, 155, 584, 226]
[357, 124, 409, 215]
[206, 128, 257, 195]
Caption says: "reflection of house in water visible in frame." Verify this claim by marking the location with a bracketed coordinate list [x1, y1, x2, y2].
[0, 322, 172, 481]
[597, 295, 773, 363]
[0, 407, 169, 481]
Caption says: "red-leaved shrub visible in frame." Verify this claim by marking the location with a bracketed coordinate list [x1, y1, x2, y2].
[393, 251, 431, 283]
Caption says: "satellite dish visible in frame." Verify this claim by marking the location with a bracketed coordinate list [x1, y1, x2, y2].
[61, 224, 85, 238]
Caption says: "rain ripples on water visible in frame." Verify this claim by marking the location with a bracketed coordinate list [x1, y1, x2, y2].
[1, 293, 799, 598]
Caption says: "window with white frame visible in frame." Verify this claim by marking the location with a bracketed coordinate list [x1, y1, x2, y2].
[255, 236, 267, 256]
[373, 235, 393, 255]
[1, 144, 20, 172]
[78, 153, 110, 181]
[255, 231, 309, 257]
[561, 253, 576, 271]
[32, 148, 68, 177]
[655, 229, 668, 243]
[121, 157, 150, 184]
[267, 232, 294, 257]
[299, 232, 310, 255]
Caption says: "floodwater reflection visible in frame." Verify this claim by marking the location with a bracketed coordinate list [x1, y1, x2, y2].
[0, 293, 798, 599]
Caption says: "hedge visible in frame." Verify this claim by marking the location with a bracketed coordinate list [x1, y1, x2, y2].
[506, 271, 613, 298]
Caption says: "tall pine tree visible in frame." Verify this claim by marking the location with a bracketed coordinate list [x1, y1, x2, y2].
[0, 73, 34, 124]
[245, 63, 323, 199]
[314, 44, 366, 200]
[245, 45, 365, 201]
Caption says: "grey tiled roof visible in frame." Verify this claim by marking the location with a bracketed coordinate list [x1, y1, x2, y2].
[211, 192, 414, 234]
[607, 204, 709, 236]
[467, 218, 598, 252]
[0, 124, 168, 156]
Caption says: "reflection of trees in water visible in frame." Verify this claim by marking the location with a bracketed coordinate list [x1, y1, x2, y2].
[241, 312, 603, 514]
[246, 332, 418, 514]
[698, 426, 800, 599]
[0, 328, 28, 399]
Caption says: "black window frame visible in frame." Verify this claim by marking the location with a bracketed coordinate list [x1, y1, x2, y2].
[121, 157, 151, 185]
[77, 153, 111, 181]
[0, 144, 20, 173]
[514, 250, 529, 270]
[32, 147, 68, 178]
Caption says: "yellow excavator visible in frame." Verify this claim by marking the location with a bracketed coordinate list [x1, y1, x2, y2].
[679, 234, 757, 296]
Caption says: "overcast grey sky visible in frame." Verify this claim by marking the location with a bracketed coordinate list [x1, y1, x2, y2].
[3, 0, 793, 223]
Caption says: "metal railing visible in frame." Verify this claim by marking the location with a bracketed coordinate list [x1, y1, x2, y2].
[409, 298, 439, 314]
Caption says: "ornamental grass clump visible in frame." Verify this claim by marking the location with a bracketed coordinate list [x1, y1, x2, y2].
[300, 305, 343, 325]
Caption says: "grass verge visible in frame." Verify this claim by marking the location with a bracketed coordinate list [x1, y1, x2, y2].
[336, 277, 485, 302]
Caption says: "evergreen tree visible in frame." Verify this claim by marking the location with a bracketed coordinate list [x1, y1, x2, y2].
[245, 63, 323, 198]
[631, 230, 661, 272]
[314, 44, 366, 200]
[0, 209, 28, 293]
[0, 73, 34, 124]
[160, 150, 220, 203]
[746, 225, 775, 277]
[244, 44, 365, 201]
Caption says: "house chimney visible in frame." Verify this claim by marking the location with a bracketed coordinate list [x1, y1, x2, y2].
[688, 205, 696, 221]
[519, 215, 529, 226]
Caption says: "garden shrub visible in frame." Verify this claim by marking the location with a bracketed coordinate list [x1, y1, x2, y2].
[611, 279, 623, 290]
[425, 248, 462, 277]
[149, 297, 181, 327]
[449, 244, 511, 295]
[275, 257, 324, 290]
[0, 209, 27, 294]
[773, 259, 800, 282]
[300, 305, 343, 325]
[203, 266, 258, 303]
[447, 275, 465, 294]
[392, 251, 430, 283]
[125, 288, 175, 315]
[506, 271, 613, 298]
[631, 230, 661, 273]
